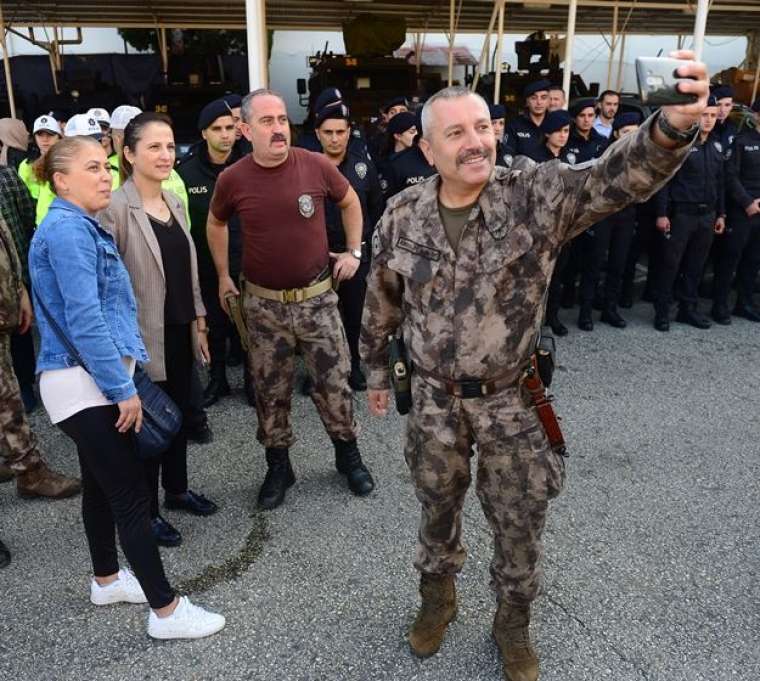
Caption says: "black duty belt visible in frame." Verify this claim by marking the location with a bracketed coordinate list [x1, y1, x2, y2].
[671, 202, 713, 213]
[413, 364, 524, 399]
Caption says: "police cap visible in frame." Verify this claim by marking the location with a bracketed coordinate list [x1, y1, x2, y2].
[489, 103, 506, 120]
[540, 109, 572, 134]
[221, 93, 243, 109]
[198, 99, 234, 131]
[314, 88, 343, 114]
[569, 98, 596, 117]
[612, 112, 641, 131]
[387, 111, 416, 136]
[710, 85, 734, 101]
[381, 96, 409, 113]
[315, 103, 350, 129]
[523, 79, 552, 98]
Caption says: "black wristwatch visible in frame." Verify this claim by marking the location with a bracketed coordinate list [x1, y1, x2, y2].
[656, 110, 699, 144]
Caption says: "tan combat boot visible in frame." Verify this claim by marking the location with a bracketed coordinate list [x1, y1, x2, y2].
[16, 462, 81, 499]
[408, 573, 457, 658]
[0, 463, 15, 483]
[492, 601, 539, 681]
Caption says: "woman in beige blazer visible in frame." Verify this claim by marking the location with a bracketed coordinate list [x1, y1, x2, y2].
[99, 112, 217, 548]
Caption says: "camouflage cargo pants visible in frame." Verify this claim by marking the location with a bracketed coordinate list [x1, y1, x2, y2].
[243, 288, 358, 448]
[405, 375, 566, 605]
[0, 333, 41, 471]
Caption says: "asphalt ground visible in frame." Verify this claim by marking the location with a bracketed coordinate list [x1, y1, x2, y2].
[1, 300, 759, 681]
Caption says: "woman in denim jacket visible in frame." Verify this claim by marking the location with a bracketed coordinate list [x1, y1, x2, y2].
[29, 135, 225, 640]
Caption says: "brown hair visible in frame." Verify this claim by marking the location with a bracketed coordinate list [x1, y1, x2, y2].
[32, 136, 103, 194]
[119, 111, 173, 183]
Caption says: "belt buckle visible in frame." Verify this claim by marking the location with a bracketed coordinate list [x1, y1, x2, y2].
[281, 288, 303, 304]
[454, 379, 485, 399]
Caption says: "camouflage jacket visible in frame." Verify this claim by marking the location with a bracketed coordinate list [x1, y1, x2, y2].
[359, 114, 694, 390]
[0, 213, 22, 332]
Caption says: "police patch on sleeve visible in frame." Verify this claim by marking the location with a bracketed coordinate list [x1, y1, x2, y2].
[298, 194, 315, 218]
[713, 141, 723, 154]
[355, 162, 367, 180]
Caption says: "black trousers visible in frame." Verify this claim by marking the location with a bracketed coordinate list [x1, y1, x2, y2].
[336, 260, 370, 367]
[11, 330, 36, 391]
[714, 211, 760, 307]
[655, 210, 715, 311]
[546, 244, 572, 316]
[58, 405, 174, 609]
[579, 215, 635, 308]
[200, 274, 236, 371]
[622, 209, 659, 298]
[145, 324, 193, 517]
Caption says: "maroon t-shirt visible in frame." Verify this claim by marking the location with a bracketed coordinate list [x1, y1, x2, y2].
[210, 147, 350, 289]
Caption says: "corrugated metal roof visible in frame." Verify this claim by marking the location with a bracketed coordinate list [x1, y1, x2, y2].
[0, 0, 757, 35]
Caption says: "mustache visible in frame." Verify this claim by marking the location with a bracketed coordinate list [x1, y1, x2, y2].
[270, 133, 288, 144]
[456, 148, 489, 166]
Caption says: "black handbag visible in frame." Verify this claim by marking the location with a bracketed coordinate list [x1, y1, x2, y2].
[33, 290, 181, 459]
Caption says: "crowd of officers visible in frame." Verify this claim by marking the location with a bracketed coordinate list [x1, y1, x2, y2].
[1, 78, 759, 570]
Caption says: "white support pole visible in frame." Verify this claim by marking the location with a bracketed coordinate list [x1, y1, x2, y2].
[606, 2, 619, 90]
[0, 2, 15, 118]
[752, 51, 760, 105]
[562, 0, 578, 102]
[245, 0, 268, 91]
[615, 32, 627, 91]
[692, 0, 710, 61]
[447, 0, 455, 86]
[493, 0, 505, 104]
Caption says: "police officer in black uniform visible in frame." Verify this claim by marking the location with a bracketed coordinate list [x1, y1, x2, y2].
[652, 96, 726, 331]
[382, 108, 435, 199]
[710, 85, 738, 158]
[176, 99, 250, 405]
[367, 96, 409, 161]
[490, 103, 511, 168]
[713, 98, 760, 323]
[376, 111, 418, 198]
[502, 79, 551, 164]
[314, 101, 385, 390]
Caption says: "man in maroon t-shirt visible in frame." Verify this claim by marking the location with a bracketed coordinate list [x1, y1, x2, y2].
[207, 89, 375, 509]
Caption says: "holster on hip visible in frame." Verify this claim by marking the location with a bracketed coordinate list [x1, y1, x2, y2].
[224, 290, 249, 352]
[388, 334, 412, 415]
[523, 355, 567, 456]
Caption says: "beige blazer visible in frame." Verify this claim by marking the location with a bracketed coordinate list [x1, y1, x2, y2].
[98, 178, 205, 382]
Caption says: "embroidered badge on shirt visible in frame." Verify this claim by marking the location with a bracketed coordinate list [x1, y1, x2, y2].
[566, 152, 577, 165]
[298, 194, 315, 218]
[355, 162, 368, 180]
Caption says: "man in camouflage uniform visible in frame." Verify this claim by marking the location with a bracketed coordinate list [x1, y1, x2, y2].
[0, 214, 82, 567]
[360, 53, 708, 680]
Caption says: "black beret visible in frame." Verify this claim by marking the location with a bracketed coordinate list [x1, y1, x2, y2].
[315, 103, 350, 128]
[197, 99, 234, 131]
[752, 98, 760, 113]
[387, 111, 416, 136]
[710, 85, 734, 100]
[222, 93, 242, 109]
[706, 95, 718, 107]
[612, 112, 641, 130]
[569, 98, 596, 117]
[523, 79, 552, 98]
[381, 96, 409, 113]
[489, 103, 506, 120]
[540, 109, 572, 134]
[314, 88, 343, 114]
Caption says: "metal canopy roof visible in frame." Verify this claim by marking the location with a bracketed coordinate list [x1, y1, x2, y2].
[0, 0, 758, 35]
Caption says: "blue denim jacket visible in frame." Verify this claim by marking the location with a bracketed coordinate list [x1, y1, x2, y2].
[29, 198, 148, 403]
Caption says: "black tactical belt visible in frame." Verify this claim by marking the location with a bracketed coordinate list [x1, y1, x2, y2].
[413, 364, 523, 399]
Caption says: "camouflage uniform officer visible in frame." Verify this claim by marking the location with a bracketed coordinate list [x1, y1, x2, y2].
[361, 53, 707, 681]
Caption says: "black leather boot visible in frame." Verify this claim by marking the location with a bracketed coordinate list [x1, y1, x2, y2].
[600, 303, 627, 328]
[0, 538, 10, 568]
[734, 300, 760, 322]
[654, 307, 670, 332]
[577, 305, 594, 331]
[348, 362, 367, 391]
[202, 364, 231, 407]
[257, 448, 295, 510]
[711, 303, 732, 325]
[676, 305, 711, 329]
[545, 310, 568, 337]
[333, 439, 375, 496]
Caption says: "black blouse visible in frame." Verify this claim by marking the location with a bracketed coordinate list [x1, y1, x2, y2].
[148, 213, 195, 325]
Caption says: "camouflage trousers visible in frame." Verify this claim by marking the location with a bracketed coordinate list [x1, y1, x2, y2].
[0, 333, 41, 471]
[243, 288, 358, 448]
[405, 374, 566, 605]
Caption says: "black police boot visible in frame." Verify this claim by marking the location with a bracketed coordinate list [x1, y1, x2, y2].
[349, 361, 367, 392]
[546, 310, 568, 337]
[676, 305, 711, 329]
[560, 285, 576, 309]
[600, 303, 627, 328]
[299, 372, 314, 396]
[711, 303, 732, 325]
[186, 413, 213, 444]
[654, 306, 670, 332]
[244, 364, 257, 407]
[577, 305, 594, 331]
[257, 447, 295, 510]
[151, 515, 182, 547]
[0, 537, 10, 568]
[619, 281, 635, 309]
[734, 300, 760, 322]
[202, 364, 231, 408]
[333, 439, 375, 496]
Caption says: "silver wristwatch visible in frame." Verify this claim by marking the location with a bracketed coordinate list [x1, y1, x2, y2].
[349, 248, 362, 260]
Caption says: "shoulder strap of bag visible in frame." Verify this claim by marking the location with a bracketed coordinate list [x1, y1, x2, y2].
[32, 287, 90, 373]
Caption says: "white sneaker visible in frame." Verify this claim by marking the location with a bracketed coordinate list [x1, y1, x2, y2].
[90, 568, 148, 606]
[147, 596, 226, 640]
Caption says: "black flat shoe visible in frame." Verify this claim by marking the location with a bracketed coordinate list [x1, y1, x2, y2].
[0, 538, 10, 568]
[165, 490, 218, 516]
[186, 418, 213, 444]
[151, 515, 182, 547]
